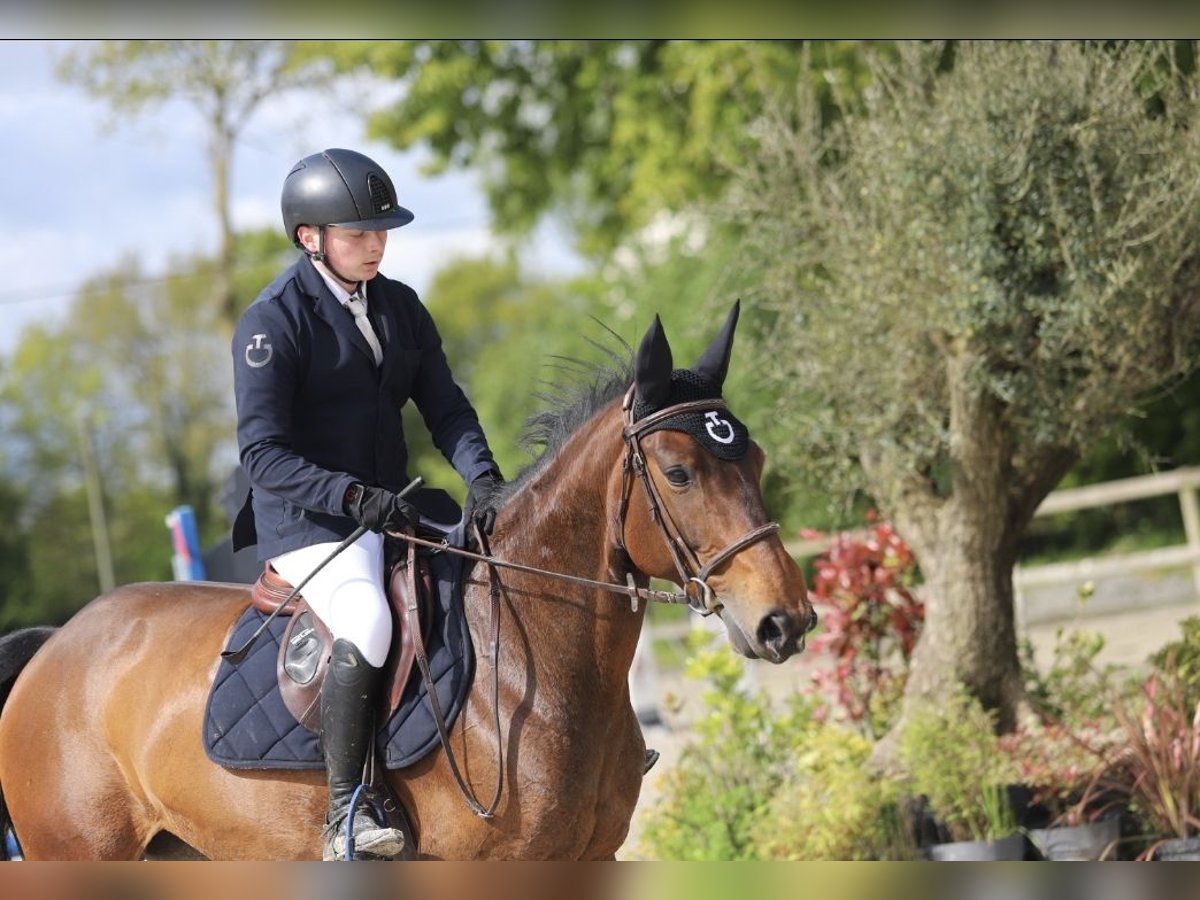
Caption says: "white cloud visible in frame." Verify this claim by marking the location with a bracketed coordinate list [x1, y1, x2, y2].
[0, 41, 585, 356]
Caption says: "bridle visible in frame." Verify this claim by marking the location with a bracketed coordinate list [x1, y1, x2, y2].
[394, 387, 783, 615]
[614, 385, 780, 616]
[387, 385, 786, 819]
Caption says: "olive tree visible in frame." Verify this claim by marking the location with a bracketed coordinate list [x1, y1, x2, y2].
[732, 41, 1200, 739]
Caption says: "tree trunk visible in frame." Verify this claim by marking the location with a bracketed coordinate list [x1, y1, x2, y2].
[896, 500, 1026, 730]
[210, 117, 236, 333]
[870, 346, 1034, 766]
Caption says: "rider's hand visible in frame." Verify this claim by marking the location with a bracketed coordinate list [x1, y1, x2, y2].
[344, 484, 420, 533]
[464, 470, 505, 536]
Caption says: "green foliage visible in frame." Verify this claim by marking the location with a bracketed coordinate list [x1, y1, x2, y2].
[1007, 628, 1138, 827]
[409, 226, 831, 533]
[16, 488, 108, 628]
[0, 230, 288, 627]
[1022, 628, 1135, 728]
[735, 41, 1200, 509]
[230, 229, 296, 316]
[400, 254, 601, 495]
[56, 40, 326, 119]
[899, 686, 1020, 842]
[639, 631, 917, 860]
[57, 41, 329, 328]
[0, 477, 34, 630]
[751, 723, 915, 859]
[1150, 616, 1200, 714]
[729, 39, 1200, 726]
[321, 40, 870, 257]
[637, 634, 816, 860]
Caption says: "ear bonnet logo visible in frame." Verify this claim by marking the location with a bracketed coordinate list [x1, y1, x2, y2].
[632, 370, 749, 459]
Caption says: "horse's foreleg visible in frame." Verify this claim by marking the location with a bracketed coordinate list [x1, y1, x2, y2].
[582, 706, 647, 860]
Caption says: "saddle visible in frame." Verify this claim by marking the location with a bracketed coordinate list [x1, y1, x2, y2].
[248, 538, 437, 732]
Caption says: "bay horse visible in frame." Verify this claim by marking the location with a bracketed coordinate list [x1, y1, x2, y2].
[0, 303, 814, 860]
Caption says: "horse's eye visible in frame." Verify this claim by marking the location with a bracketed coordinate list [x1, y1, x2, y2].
[664, 466, 691, 487]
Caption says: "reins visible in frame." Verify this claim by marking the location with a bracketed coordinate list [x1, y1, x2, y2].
[391, 387, 782, 820]
[388, 530, 688, 612]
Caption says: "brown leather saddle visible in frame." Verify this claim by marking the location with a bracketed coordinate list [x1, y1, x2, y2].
[248, 539, 437, 732]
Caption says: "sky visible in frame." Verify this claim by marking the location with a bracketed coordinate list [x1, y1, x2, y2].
[0, 39, 582, 353]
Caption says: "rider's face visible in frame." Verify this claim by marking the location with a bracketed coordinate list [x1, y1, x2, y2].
[299, 225, 388, 287]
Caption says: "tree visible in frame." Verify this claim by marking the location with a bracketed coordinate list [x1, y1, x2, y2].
[56, 40, 327, 329]
[322, 40, 867, 257]
[0, 230, 292, 624]
[729, 42, 1200, 740]
[410, 227, 793, 518]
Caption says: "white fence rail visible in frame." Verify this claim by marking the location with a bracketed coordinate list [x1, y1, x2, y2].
[647, 467, 1200, 653]
[779, 466, 1200, 626]
[1012, 466, 1200, 625]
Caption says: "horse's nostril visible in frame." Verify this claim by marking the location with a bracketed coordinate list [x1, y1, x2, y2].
[757, 609, 796, 649]
[807, 607, 819, 633]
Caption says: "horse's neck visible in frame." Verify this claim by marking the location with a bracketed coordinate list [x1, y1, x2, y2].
[488, 402, 645, 687]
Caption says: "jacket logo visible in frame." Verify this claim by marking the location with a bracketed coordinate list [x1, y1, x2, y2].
[245, 334, 273, 368]
[704, 411, 735, 445]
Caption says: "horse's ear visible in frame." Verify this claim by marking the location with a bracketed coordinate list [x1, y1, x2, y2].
[634, 314, 673, 410]
[693, 299, 740, 389]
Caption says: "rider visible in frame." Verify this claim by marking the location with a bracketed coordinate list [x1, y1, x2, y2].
[231, 148, 504, 860]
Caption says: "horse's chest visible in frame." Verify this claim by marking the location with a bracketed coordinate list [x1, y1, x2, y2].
[504, 723, 645, 857]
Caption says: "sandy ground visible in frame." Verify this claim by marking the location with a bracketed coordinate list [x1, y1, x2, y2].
[617, 599, 1200, 859]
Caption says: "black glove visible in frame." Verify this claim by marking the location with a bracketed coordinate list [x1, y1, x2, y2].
[345, 484, 420, 533]
[464, 471, 505, 536]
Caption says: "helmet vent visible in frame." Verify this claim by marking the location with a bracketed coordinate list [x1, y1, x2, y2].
[367, 174, 394, 214]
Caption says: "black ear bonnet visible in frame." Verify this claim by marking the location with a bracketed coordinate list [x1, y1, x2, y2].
[630, 368, 749, 460]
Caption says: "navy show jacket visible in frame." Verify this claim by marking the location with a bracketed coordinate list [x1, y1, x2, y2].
[231, 256, 497, 561]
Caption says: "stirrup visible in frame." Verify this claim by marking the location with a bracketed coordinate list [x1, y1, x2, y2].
[322, 786, 406, 861]
[322, 814, 406, 861]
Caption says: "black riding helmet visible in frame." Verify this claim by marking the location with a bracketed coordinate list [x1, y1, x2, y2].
[281, 148, 414, 248]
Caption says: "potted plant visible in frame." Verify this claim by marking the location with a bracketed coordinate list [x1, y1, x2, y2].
[1078, 655, 1200, 860]
[1001, 722, 1121, 860]
[899, 686, 1024, 860]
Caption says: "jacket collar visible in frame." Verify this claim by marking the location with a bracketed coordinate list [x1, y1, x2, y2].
[297, 256, 391, 368]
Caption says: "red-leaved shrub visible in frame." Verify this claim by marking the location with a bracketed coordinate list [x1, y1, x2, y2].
[804, 514, 925, 736]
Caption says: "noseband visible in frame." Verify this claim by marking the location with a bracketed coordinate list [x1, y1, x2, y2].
[616, 386, 780, 616]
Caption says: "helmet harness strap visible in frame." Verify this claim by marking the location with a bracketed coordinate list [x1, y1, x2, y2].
[305, 226, 360, 289]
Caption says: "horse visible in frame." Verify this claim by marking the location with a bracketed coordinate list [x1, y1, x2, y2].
[0, 303, 815, 860]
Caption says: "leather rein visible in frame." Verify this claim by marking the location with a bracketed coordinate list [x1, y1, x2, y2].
[391, 387, 781, 818]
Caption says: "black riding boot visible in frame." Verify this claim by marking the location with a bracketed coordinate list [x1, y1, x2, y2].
[319, 638, 405, 861]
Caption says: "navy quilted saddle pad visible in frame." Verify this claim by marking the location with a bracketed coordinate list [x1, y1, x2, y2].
[203, 548, 473, 771]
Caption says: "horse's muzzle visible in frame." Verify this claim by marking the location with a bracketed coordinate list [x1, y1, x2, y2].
[755, 605, 818, 662]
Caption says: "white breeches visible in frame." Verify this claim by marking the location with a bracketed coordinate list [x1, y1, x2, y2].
[271, 531, 392, 667]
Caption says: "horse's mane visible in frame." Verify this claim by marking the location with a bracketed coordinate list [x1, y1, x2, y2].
[505, 330, 634, 492]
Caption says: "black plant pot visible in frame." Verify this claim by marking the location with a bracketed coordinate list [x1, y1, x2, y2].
[1153, 835, 1200, 861]
[1027, 816, 1120, 861]
[926, 833, 1025, 861]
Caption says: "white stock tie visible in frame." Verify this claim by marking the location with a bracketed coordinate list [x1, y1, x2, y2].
[345, 294, 383, 366]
